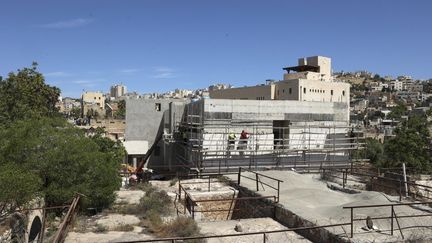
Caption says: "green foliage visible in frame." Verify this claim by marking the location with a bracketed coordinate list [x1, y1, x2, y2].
[363, 138, 384, 166]
[0, 64, 122, 213]
[138, 189, 172, 217]
[90, 132, 126, 163]
[0, 118, 121, 209]
[114, 100, 126, 119]
[0, 63, 60, 124]
[387, 103, 407, 119]
[383, 115, 431, 171]
[0, 163, 42, 216]
[70, 107, 81, 119]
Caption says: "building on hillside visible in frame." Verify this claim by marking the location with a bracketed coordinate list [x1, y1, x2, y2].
[390, 80, 403, 91]
[210, 56, 350, 105]
[81, 91, 105, 118]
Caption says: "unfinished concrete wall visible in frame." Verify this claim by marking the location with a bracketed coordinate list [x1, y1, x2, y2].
[126, 99, 188, 167]
[186, 99, 349, 160]
[202, 99, 349, 122]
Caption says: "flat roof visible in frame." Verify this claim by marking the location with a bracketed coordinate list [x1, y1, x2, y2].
[283, 65, 320, 73]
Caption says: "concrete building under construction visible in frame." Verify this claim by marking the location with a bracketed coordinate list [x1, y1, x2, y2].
[125, 56, 363, 173]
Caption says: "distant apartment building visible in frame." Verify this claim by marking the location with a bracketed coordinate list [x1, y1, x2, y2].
[210, 56, 350, 104]
[390, 80, 403, 91]
[396, 91, 421, 102]
[81, 91, 105, 117]
[110, 84, 127, 99]
[405, 82, 423, 93]
[369, 82, 389, 92]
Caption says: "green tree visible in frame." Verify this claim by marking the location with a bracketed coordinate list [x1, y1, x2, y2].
[0, 118, 121, 209]
[0, 64, 121, 212]
[0, 62, 60, 124]
[363, 138, 385, 166]
[90, 130, 126, 163]
[387, 103, 407, 119]
[383, 115, 431, 171]
[70, 107, 81, 119]
[114, 100, 126, 119]
[0, 163, 42, 217]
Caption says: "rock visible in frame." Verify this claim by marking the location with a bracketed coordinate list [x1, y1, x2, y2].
[234, 223, 243, 232]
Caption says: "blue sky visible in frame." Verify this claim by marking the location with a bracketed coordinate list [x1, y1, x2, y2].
[1, 0, 431, 98]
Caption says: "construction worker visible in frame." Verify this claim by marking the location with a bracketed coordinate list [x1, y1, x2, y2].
[227, 132, 236, 157]
[238, 130, 249, 157]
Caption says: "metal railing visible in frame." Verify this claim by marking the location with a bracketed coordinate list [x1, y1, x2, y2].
[113, 222, 351, 243]
[343, 201, 432, 239]
[238, 167, 283, 202]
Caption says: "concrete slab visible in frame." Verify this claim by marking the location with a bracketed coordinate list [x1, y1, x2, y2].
[228, 170, 432, 242]
[198, 217, 310, 243]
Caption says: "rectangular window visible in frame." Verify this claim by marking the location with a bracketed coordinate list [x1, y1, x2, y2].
[304, 88, 306, 94]
[331, 90, 334, 95]
[289, 88, 292, 94]
[155, 103, 161, 111]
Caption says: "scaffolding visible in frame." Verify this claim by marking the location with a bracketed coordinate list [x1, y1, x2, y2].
[175, 113, 365, 173]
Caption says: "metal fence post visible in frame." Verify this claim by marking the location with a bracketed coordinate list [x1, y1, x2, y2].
[238, 167, 241, 185]
[256, 173, 259, 191]
[350, 208, 353, 238]
[263, 233, 266, 243]
[391, 205, 394, 235]
[277, 181, 280, 203]
[178, 181, 181, 200]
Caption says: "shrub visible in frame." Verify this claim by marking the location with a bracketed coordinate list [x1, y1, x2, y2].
[138, 190, 172, 217]
[93, 224, 108, 233]
[157, 217, 202, 241]
[113, 224, 134, 232]
[169, 178, 178, 187]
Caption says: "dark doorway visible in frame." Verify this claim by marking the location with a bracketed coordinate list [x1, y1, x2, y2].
[28, 216, 42, 242]
[273, 120, 290, 150]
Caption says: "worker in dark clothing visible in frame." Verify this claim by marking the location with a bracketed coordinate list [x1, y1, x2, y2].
[238, 130, 249, 157]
